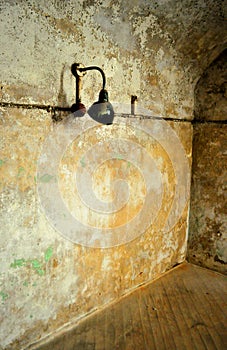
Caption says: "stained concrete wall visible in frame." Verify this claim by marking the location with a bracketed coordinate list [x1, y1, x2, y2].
[0, 108, 192, 349]
[0, 0, 226, 118]
[188, 50, 227, 273]
[0, 0, 225, 349]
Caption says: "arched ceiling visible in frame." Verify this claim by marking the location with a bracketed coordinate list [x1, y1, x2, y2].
[87, 0, 226, 83]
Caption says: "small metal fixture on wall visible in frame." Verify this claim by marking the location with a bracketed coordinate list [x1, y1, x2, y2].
[71, 63, 114, 125]
[131, 95, 138, 115]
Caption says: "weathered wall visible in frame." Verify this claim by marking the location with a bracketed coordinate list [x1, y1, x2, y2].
[194, 50, 227, 121]
[0, 0, 225, 348]
[188, 50, 227, 273]
[0, 107, 192, 349]
[0, 0, 226, 118]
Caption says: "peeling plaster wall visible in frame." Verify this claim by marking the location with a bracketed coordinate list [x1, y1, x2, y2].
[0, 0, 225, 348]
[188, 50, 227, 273]
[0, 0, 226, 118]
[0, 107, 192, 349]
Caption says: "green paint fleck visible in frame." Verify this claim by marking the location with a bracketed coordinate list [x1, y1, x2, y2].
[31, 259, 41, 269]
[44, 247, 53, 262]
[10, 258, 26, 268]
[32, 282, 37, 287]
[80, 157, 86, 167]
[0, 291, 9, 302]
[30, 315, 33, 318]
[127, 161, 131, 168]
[39, 174, 55, 183]
[10, 256, 46, 276]
[10, 252, 49, 277]
[0, 159, 5, 166]
[17, 166, 25, 177]
[31, 260, 45, 276]
[116, 154, 124, 160]
[23, 281, 29, 287]
[37, 269, 45, 276]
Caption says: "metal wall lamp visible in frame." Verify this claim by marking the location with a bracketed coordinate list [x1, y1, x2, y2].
[71, 63, 114, 125]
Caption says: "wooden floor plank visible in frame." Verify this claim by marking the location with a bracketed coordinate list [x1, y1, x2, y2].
[161, 276, 197, 350]
[140, 289, 158, 349]
[138, 290, 155, 349]
[27, 263, 227, 350]
[169, 274, 206, 350]
[113, 300, 126, 349]
[183, 269, 226, 349]
[104, 305, 115, 350]
[160, 278, 190, 349]
[148, 285, 178, 350]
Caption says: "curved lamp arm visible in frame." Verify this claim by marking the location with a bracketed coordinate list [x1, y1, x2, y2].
[71, 63, 106, 105]
[78, 66, 106, 90]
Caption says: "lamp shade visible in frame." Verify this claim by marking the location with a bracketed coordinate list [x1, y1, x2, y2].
[87, 89, 114, 125]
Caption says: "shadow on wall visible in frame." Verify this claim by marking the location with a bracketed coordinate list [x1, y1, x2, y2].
[194, 49, 227, 122]
[58, 64, 68, 108]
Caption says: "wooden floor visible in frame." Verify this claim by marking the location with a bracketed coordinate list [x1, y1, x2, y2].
[29, 263, 227, 350]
